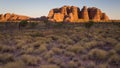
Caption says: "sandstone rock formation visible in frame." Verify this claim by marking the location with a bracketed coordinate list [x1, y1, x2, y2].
[48, 6, 109, 22]
[0, 13, 30, 22]
[81, 6, 89, 21]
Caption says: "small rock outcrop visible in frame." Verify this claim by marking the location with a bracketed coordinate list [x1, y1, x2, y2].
[48, 5, 109, 22]
[0, 13, 30, 22]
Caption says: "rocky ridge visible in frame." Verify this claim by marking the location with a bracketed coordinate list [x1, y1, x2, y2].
[0, 13, 30, 22]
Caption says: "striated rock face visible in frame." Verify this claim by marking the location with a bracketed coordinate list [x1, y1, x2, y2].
[0, 13, 30, 22]
[48, 5, 109, 22]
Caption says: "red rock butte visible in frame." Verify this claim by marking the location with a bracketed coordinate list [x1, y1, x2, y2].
[48, 5, 109, 22]
[0, 13, 29, 22]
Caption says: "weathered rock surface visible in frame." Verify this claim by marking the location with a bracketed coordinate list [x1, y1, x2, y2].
[0, 13, 30, 22]
[48, 5, 109, 22]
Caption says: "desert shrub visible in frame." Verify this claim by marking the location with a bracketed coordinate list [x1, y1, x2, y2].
[85, 20, 94, 28]
[19, 20, 28, 29]
[68, 61, 78, 68]
[114, 43, 120, 54]
[0, 45, 15, 53]
[44, 20, 51, 27]
[40, 64, 60, 68]
[20, 54, 40, 65]
[29, 22, 38, 28]
[54, 23, 64, 28]
[108, 54, 120, 66]
[67, 45, 84, 54]
[0, 53, 14, 63]
[88, 48, 108, 60]
[2, 61, 25, 68]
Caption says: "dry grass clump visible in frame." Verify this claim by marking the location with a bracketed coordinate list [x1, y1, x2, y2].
[84, 61, 95, 68]
[0, 22, 119, 68]
[105, 37, 118, 46]
[98, 64, 108, 68]
[40, 64, 60, 68]
[38, 44, 47, 53]
[31, 43, 48, 54]
[67, 61, 78, 68]
[47, 57, 62, 65]
[88, 48, 108, 60]
[30, 32, 45, 37]
[0, 45, 15, 53]
[43, 50, 54, 59]
[51, 47, 63, 54]
[20, 54, 40, 65]
[59, 62, 66, 68]
[83, 40, 98, 50]
[114, 43, 120, 54]
[64, 51, 76, 57]
[108, 54, 120, 66]
[67, 45, 85, 54]
[0, 53, 14, 63]
[2, 61, 25, 68]
[108, 49, 117, 57]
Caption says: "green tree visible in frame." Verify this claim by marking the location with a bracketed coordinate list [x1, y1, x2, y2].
[85, 20, 94, 28]
[19, 20, 28, 30]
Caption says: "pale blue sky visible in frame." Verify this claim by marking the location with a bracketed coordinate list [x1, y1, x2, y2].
[0, 0, 120, 19]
